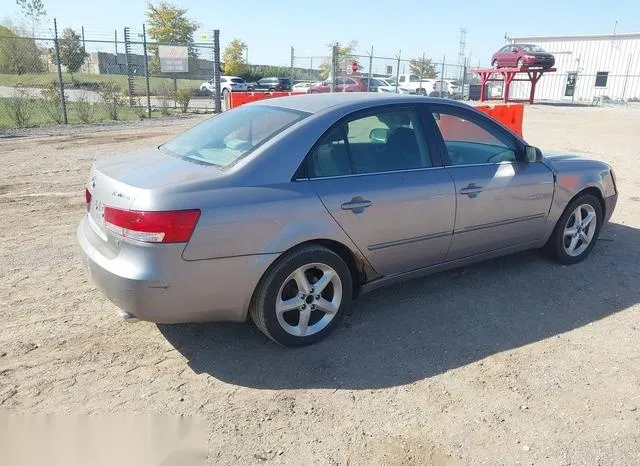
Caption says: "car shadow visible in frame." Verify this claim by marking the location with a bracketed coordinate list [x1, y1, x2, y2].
[158, 222, 640, 390]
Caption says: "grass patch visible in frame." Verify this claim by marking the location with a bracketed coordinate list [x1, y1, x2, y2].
[0, 72, 204, 96]
[0, 96, 180, 129]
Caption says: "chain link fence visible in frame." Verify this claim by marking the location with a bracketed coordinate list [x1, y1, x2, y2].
[292, 47, 468, 98]
[0, 19, 222, 130]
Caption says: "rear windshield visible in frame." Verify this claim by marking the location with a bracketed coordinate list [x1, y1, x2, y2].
[161, 105, 308, 167]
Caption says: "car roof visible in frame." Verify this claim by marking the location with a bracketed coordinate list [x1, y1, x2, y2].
[255, 93, 465, 114]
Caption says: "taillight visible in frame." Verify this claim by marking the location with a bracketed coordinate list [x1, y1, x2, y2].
[85, 188, 92, 209]
[103, 207, 200, 243]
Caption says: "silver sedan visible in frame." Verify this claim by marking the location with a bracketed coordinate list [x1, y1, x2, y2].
[78, 94, 618, 346]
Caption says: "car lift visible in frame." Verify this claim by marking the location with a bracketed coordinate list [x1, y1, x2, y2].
[471, 67, 556, 104]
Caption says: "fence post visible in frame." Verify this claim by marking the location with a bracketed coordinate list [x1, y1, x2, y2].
[368, 46, 373, 92]
[330, 45, 338, 93]
[53, 19, 68, 125]
[114, 30, 118, 55]
[419, 52, 425, 95]
[123, 27, 135, 106]
[395, 51, 401, 93]
[440, 55, 445, 98]
[290, 46, 294, 83]
[142, 24, 152, 118]
[213, 29, 221, 112]
[461, 57, 467, 100]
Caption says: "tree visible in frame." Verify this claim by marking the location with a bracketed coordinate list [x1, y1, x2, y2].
[146, 1, 199, 73]
[222, 39, 247, 75]
[15, 0, 46, 36]
[50, 28, 87, 77]
[409, 56, 437, 79]
[0, 24, 44, 74]
[319, 40, 358, 80]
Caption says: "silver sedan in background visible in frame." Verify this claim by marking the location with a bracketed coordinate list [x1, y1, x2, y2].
[78, 94, 617, 346]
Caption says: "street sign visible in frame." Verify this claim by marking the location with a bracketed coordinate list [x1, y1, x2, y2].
[159, 45, 188, 73]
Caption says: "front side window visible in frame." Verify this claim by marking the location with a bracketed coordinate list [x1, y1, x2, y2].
[432, 109, 517, 165]
[162, 105, 308, 167]
[409, 75, 421, 82]
[311, 108, 432, 177]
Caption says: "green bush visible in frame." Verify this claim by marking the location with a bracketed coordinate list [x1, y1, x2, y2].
[4, 89, 32, 127]
[75, 91, 96, 123]
[170, 88, 192, 113]
[41, 82, 65, 124]
[99, 82, 125, 120]
[155, 82, 172, 116]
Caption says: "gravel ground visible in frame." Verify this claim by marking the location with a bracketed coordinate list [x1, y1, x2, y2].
[1, 103, 639, 465]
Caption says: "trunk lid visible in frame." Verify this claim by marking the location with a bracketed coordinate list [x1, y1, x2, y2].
[86, 147, 225, 241]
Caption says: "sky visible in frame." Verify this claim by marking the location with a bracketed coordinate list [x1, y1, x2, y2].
[2, 0, 640, 67]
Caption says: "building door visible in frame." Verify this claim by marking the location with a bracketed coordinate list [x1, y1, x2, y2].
[565, 72, 578, 99]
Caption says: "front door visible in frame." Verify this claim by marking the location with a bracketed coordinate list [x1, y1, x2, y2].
[428, 105, 555, 261]
[309, 106, 456, 276]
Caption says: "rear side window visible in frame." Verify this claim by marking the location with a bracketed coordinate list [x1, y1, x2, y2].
[162, 105, 308, 167]
[230, 78, 244, 83]
[311, 108, 432, 177]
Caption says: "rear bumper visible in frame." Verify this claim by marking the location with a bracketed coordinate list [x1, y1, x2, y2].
[77, 215, 278, 323]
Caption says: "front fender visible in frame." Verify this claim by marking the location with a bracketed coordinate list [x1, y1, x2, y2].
[543, 154, 616, 240]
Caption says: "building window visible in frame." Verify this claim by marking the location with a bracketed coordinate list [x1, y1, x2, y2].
[595, 72, 608, 87]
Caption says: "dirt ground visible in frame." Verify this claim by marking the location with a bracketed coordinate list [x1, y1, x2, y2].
[1, 104, 639, 465]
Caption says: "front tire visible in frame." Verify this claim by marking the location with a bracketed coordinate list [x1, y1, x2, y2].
[545, 193, 603, 265]
[249, 245, 353, 346]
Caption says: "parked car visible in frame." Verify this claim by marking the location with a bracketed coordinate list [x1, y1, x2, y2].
[308, 77, 371, 93]
[200, 76, 247, 97]
[250, 77, 293, 92]
[292, 81, 314, 93]
[377, 78, 413, 94]
[79, 94, 617, 346]
[491, 44, 555, 69]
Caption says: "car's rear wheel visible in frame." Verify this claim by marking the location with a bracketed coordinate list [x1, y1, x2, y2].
[417, 88, 427, 96]
[545, 193, 603, 265]
[249, 245, 353, 346]
[492, 59, 499, 68]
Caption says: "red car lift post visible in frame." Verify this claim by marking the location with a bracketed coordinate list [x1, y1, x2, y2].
[472, 67, 556, 104]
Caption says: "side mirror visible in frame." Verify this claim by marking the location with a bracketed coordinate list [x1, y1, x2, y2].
[432, 112, 441, 121]
[525, 145, 543, 162]
[369, 128, 389, 143]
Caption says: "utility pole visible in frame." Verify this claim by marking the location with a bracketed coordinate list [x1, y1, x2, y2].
[458, 27, 467, 66]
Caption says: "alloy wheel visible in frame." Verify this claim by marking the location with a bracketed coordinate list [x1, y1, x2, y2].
[275, 263, 342, 337]
[563, 204, 597, 257]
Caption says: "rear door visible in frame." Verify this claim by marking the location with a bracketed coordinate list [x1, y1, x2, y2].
[427, 104, 554, 261]
[309, 105, 456, 276]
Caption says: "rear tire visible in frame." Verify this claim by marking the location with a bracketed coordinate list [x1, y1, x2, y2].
[492, 59, 499, 69]
[544, 193, 603, 265]
[249, 245, 353, 346]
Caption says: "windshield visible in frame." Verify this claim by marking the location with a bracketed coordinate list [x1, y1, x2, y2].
[522, 44, 546, 52]
[161, 105, 308, 167]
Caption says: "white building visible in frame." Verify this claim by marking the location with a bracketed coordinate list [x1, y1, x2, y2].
[505, 32, 640, 102]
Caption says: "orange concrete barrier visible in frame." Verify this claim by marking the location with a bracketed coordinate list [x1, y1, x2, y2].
[473, 103, 524, 137]
[228, 91, 307, 109]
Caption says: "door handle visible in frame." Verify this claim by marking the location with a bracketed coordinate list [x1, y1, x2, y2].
[459, 183, 483, 198]
[341, 196, 372, 212]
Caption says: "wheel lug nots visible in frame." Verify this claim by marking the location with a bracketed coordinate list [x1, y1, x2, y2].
[315, 295, 320, 300]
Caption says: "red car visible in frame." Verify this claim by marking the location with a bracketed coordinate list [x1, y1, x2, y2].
[491, 44, 555, 69]
[308, 77, 371, 93]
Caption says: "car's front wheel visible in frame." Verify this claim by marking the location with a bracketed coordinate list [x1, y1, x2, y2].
[250, 245, 353, 346]
[545, 193, 603, 264]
